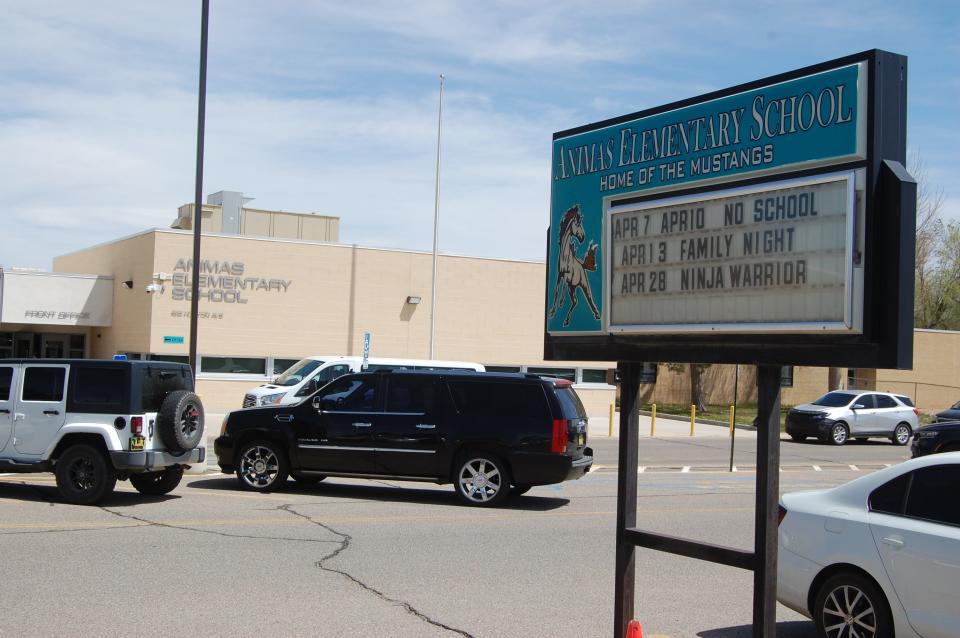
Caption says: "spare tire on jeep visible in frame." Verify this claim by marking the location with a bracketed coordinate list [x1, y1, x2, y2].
[157, 390, 205, 453]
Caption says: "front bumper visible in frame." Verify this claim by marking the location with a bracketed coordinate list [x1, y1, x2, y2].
[785, 416, 834, 438]
[110, 446, 205, 472]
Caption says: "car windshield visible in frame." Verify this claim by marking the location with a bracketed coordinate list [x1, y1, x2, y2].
[274, 359, 324, 386]
[952, 400, 960, 410]
[811, 391, 856, 407]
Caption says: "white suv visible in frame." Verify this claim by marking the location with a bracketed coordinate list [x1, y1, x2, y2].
[786, 390, 919, 446]
[0, 359, 205, 504]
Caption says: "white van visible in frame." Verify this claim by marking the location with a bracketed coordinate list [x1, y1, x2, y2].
[241, 356, 485, 407]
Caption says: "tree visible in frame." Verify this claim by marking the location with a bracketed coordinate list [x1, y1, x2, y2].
[667, 363, 710, 412]
[911, 153, 960, 329]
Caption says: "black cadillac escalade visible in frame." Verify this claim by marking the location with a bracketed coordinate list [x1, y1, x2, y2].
[215, 370, 593, 506]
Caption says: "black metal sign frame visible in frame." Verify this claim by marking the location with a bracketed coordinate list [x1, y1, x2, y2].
[545, 49, 913, 370]
[543, 50, 914, 638]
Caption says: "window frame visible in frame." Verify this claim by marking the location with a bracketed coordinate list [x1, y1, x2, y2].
[21, 365, 67, 403]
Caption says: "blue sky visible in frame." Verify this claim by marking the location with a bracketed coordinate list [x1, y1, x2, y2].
[2, 0, 957, 270]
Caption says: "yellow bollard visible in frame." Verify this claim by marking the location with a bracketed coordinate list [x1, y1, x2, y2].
[729, 405, 735, 435]
[609, 403, 615, 437]
[650, 403, 657, 437]
[690, 405, 696, 436]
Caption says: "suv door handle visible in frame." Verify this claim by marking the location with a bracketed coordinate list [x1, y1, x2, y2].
[352, 422, 372, 428]
[43, 410, 60, 416]
[0, 409, 9, 414]
[415, 424, 436, 430]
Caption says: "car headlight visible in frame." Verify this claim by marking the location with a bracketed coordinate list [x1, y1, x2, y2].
[913, 430, 940, 439]
[260, 392, 286, 406]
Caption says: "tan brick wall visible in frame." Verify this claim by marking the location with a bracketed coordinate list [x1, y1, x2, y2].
[53, 233, 157, 357]
[56, 230, 614, 412]
[876, 330, 960, 412]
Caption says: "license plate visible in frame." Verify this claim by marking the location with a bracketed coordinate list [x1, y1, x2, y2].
[129, 436, 145, 451]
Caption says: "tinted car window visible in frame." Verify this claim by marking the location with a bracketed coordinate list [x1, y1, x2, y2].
[812, 392, 856, 407]
[73, 367, 126, 411]
[853, 394, 875, 409]
[318, 377, 379, 411]
[386, 376, 438, 413]
[555, 386, 587, 419]
[875, 395, 897, 409]
[869, 473, 910, 515]
[904, 466, 960, 526]
[22, 367, 66, 402]
[0, 366, 12, 401]
[142, 366, 192, 412]
[896, 395, 915, 407]
[448, 381, 549, 419]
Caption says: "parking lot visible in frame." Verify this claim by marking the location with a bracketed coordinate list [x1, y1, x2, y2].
[0, 421, 912, 638]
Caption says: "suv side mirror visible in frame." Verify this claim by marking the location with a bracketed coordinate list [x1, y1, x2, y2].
[853, 403, 866, 410]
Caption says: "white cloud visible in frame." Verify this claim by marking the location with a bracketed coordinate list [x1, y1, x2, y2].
[1, 0, 957, 273]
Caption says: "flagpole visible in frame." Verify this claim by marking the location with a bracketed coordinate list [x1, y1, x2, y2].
[429, 74, 444, 359]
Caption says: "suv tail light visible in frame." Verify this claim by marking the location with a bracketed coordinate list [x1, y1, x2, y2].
[551, 419, 569, 453]
[778, 504, 787, 526]
[913, 408, 919, 416]
[131, 416, 143, 435]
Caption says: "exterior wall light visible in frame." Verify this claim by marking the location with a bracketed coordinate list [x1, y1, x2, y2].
[406, 295, 422, 305]
[121, 280, 134, 289]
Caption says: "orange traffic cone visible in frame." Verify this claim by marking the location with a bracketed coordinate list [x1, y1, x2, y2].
[626, 619, 643, 638]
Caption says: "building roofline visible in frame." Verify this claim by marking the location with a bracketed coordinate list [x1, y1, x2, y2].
[55, 227, 546, 267]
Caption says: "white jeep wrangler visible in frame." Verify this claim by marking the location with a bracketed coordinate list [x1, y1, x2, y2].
[0, 359, 205, 504]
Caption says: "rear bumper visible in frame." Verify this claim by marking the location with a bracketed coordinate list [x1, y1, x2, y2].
[511, 447, 593, 485]
[110, 447, 205, 472]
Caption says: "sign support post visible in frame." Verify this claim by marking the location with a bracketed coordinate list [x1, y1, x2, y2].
[753, 365, 781, 636]
[614, 362, 640, 637]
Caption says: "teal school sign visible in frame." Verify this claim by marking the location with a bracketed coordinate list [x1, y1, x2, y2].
[547, 63, 864, 334]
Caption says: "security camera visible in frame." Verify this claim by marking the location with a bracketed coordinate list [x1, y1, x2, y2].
[145, 283, 164, 293]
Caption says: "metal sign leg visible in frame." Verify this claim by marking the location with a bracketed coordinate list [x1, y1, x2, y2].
[614, 362, 640, 637]
[753, 365, 782, 636]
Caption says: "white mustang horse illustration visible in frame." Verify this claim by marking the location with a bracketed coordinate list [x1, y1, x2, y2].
[548, 204, 600, 327]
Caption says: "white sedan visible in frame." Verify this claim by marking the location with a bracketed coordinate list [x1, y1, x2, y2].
[778, 452, 960, 638]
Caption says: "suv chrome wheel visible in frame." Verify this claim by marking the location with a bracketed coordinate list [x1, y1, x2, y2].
[455, 455, 510, 506]
[237, 442, 288, 491]
[830, 423, 849, 446]
[892, 423, 912, 446]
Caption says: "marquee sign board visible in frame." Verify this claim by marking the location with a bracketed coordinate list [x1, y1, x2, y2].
[545, 50, 914, 368]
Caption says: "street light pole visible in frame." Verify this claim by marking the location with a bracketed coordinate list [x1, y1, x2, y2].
[429, 74, 444, 360]
[188, 0, 210, 380]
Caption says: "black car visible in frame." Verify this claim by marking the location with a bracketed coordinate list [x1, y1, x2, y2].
[934, 400, 960, 422]
[215, 370, 593, 506]
[911, 420, 960, 457]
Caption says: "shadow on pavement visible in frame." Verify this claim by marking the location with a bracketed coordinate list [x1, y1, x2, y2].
[187, 476, 571, 511]
[699, 620, 814, 637]
[0, 480, 178, 507]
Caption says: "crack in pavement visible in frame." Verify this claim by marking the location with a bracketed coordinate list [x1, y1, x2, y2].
[97, 505, 341, 546]
[86, 499, 474, 637]
[278, 503, 475, 638]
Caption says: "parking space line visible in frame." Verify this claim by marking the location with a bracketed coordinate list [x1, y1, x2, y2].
[849, 464, 859, 471]
[813, 465, 822, 471]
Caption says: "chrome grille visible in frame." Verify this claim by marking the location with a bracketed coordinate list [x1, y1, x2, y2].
[242, 394, 258, 408]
